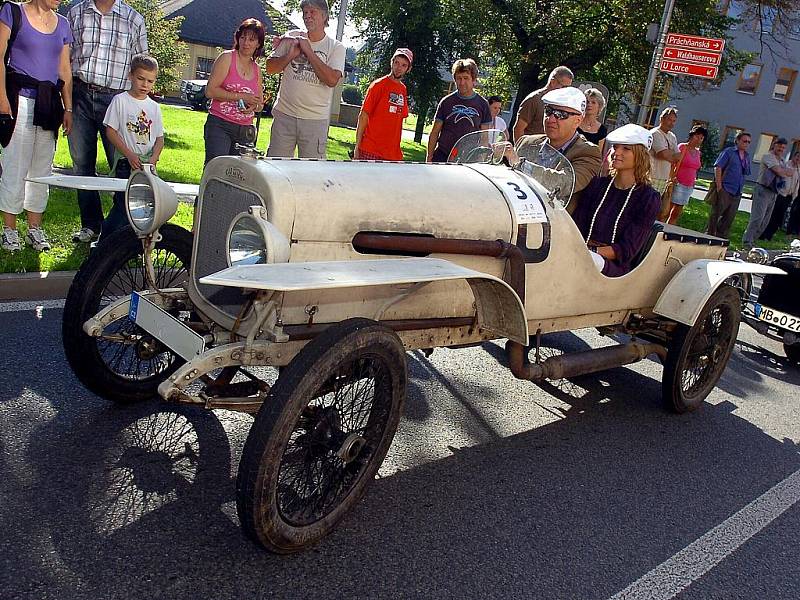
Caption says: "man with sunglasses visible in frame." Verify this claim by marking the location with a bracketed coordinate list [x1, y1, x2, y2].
[515, 87, 602, 212]
[706, 131, 752, 238]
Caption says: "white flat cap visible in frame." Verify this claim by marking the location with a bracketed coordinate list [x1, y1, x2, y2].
[605, 123, 653, 150]
[542, 87, 587, 115]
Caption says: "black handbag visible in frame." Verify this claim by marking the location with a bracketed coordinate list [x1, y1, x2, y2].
[0, 1, 22, 147]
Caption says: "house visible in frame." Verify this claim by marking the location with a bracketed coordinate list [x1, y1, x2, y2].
[160, 0, 298, 82]
[667, 1, 800, 172]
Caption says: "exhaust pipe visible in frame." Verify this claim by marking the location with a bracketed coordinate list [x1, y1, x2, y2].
[508, 340, 667, 381]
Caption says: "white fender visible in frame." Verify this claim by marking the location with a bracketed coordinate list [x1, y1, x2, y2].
[654, 259, 785, 326]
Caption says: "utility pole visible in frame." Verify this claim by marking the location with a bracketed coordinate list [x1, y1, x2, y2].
[637, 0, 676, 125]
[329, 0, 350, 125]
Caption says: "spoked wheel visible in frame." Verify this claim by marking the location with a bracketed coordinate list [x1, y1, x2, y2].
[62, 224, 193, 403]
[236, 318, 407, 553]
[662, 286, 741, 413]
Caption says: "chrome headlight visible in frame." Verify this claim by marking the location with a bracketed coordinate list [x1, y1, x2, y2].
[790, 239, 800, 252]
[226, 206, 290, 267]
[125, 165, 179, 237]
[747, 247, 769, 265]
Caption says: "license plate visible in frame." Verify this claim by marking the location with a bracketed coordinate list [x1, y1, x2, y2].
[129, 292, 205, 361]
[754, 303, 800, 333]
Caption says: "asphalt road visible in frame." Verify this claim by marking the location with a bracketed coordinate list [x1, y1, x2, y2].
[1, 301, 799, 600]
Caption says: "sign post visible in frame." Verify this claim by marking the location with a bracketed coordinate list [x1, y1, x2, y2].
[658, 33, 724, 81]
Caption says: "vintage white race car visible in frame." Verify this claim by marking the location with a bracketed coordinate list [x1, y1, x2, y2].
[58, 131, 781, 553]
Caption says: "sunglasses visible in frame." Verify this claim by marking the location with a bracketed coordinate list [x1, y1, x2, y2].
[544, 106, 581, 120]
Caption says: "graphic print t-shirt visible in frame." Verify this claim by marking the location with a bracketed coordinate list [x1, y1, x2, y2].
[432, 91, 492, 162]
[272, 32, 346, 120]
[359, 75, 409, 160]
[103, 92, 164, 160]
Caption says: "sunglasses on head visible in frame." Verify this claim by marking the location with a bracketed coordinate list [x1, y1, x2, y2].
[544, 105, 580, 120]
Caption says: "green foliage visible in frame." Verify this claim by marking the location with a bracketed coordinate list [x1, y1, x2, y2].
[701, 122, 721, 169]
[341, 84, 363, 105]
[127, 0, 188, 93]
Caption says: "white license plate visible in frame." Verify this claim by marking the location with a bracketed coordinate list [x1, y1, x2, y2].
[755, 304, 800, 333]
[129, 292, 205, 361]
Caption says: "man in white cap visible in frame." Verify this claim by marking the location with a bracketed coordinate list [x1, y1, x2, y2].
[266, 0, 345, 158]
[513, 66, 574, 140]
[515, 86, 601, 212]
[354, 48, 413, 161]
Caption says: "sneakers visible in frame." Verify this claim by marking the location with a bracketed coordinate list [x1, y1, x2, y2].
[25, 227, 51, 252]
[2, 226, 21, 252]
[72, 227, 97, 243]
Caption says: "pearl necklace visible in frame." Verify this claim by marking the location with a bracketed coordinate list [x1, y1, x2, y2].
[585, 177, 636, 246]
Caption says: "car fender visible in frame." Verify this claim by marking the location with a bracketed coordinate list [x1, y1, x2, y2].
[654, 259, 785, 326]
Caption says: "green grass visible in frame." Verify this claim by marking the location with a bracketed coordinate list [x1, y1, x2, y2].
[676, 198, 792, 252]
[402, 113, 432, 135]
[2, 105, 426, 274]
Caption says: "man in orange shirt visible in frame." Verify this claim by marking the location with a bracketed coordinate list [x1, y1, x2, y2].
[353, 48, 412, 161]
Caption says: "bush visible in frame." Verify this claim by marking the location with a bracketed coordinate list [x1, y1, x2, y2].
[342, 84, 363, 105]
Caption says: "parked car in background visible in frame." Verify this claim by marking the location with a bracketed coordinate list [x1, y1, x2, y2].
[180, 79, 209, 111]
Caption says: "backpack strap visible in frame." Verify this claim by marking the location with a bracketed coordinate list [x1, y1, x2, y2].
[3, 2, 22, 67]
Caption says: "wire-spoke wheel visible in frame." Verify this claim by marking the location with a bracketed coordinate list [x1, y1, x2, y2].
[62, 224, 193, 403]
[662, 286, 741, 413]
[236, 318, 407, 553]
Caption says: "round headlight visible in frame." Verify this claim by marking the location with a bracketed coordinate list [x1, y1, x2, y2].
[228, 215, 268, 266]
[125, 167, 179, 237]
[747, 247, 769, 265]
[127, 172, 156, 232]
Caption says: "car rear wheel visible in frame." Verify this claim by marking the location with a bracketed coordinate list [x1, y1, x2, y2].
[662, 286, 741, 413]
[236, 318, 407, 553]
[62, 224, 193, 403]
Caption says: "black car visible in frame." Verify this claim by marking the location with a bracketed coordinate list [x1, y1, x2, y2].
[180, 79, 209, 111]
[736, 241, 800, 363]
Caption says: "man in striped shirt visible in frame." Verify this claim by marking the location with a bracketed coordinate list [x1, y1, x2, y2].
[66, 0, 148, 243]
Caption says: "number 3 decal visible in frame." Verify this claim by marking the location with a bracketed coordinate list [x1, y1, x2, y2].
[506, 181, 528, 200]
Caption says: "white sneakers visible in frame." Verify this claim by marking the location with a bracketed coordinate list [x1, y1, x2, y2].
[2, 226, 52, 252]
[72, 227, 97, 243]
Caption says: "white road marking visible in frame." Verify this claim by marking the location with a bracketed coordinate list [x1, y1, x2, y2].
[0, 299, 65, 313]
[610, 467, 800, 600]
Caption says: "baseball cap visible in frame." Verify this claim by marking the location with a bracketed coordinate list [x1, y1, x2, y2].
[606, 123, 653, 150]
[542, 87, 587, 115]
[392, 48, 414, 69]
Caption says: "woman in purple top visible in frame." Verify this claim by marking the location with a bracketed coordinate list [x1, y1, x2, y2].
[0, 0, 72, 253]
[572, 124, 661, 277]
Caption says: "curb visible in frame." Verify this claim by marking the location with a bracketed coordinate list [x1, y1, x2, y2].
[0, 271, 75, 301]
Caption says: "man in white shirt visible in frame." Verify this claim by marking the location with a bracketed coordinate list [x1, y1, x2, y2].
[742, 137, 794, 247]
[649, 107, 681, 220]
[266, 0, 345, 158]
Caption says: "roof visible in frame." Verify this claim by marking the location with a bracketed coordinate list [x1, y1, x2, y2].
[160, 0, 298, 47]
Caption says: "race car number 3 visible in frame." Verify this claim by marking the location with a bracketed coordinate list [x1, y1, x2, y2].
[491, 176, 547, 224]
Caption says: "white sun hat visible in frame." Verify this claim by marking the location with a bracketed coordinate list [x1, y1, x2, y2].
[541, 87, 587, 115]
[605, 123, 653, 150]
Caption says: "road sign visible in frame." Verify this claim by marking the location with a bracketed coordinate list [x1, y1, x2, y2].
[662, 46, 722, 66]
[660, 59, 718, 79]
[664, 33, 725, 53]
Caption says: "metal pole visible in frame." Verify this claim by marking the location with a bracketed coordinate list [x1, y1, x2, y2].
[637, 0, 676, 125]
[329, 0, 350, 124]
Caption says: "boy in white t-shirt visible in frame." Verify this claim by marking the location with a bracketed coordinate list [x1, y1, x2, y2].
[100, 54, 164, 239]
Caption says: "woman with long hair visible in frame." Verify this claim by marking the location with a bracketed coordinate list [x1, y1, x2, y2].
[0, 0, 72, 252]
[572, 124, 661, 276]
[203, 18, 265, 165]
[667, 125, 706, 225]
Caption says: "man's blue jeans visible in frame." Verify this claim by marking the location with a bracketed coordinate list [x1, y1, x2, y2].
[68, 82, 118, 232]
[100, 157, 131, 239]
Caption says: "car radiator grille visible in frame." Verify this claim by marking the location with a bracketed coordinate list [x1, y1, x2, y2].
[192, 179, 265, 318]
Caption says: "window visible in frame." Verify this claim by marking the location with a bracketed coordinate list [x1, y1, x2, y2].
[736, 64, 762, 94]
[195, 57, 214, 80]
[773, 68, 797, 101]
[753, 133, 777, 161]
[721, 125, 745, 148]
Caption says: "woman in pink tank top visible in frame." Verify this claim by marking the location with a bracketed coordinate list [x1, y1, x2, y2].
[203, 19, 265, 165]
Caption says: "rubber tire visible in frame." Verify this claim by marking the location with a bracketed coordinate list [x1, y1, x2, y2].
[662, 286, 741, 414]
[62, 224, 193, 403]
[784, 343, 800, 365]
[236, 318, 407, 554]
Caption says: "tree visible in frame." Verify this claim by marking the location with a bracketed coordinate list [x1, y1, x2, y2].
[127, 0, 188, 93]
